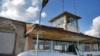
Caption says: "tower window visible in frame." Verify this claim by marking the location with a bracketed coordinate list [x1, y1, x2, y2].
[67, 17, 77, 26]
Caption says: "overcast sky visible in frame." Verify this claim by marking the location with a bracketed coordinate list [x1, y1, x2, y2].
[0, 0, 100, 38]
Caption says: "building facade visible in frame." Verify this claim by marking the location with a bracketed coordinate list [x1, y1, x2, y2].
[0, 17, 26, 56]
[49, 11, 80, 33]
[25, 11, 100, 55]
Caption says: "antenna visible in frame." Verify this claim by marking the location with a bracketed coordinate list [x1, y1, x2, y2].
[62, 0, 65, 12]
[74, 0, 76, 14]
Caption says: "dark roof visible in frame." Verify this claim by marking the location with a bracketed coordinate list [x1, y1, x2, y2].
[49, 11, 81, 22]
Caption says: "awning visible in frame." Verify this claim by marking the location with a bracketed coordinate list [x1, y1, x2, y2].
[26, 24, 100, 43]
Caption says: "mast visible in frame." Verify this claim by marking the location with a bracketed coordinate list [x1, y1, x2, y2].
[36, 0, 48, 56]
[74, 0, 76, 14]
[99, 30, 100, 38]
[62, 0, 64, 12]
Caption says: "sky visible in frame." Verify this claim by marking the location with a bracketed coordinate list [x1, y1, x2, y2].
[0, 0, 100, 37]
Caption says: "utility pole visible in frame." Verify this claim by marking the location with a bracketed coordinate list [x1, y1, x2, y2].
[99, 30, 100, 38]
[62, 0, 64, 12]
[36, 0, 48, 56]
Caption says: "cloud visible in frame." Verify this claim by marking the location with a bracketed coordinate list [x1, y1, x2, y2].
[32, 20, 44, 25]
[85, 16, 100, 38]
[32, 20, 39, 24]
[41, 12, 46, 18]
[0, 0, 46, 22]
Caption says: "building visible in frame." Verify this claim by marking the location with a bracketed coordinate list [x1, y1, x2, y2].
[24, 11, 100, 55]
[49, 11, 80, 33]
[0, 17, 26, 56]
[0, 11, 100, 56]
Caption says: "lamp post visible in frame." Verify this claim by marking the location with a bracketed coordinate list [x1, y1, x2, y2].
[36, 0, 48, 56]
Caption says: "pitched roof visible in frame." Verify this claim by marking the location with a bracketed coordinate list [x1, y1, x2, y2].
[0, 16, 30, 24]
[49, 11, 81, 22]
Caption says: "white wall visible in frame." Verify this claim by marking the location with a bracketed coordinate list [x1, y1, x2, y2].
[0, 32, 15, 54]
[67, 25, 79, 33]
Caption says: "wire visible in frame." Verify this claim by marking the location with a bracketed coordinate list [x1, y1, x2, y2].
[62, 0, 64, 12]
[74, 0, 76, 14]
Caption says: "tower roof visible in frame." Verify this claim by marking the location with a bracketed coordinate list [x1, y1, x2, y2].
[49, 11, 81, 22]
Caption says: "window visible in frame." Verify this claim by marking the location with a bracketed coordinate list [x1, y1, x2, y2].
[67, 17, 77, 26]
[98, 44, 100, 51]
[80, 43, 99, 51]
[53, 41, 69, 52]
[33, 39, 81, 53]
[44, 41, 50, 50]
[33, 40, 50, 50]
[54, 41, 63, 51]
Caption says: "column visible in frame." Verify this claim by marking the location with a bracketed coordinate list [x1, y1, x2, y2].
[24, 37, 33, 51]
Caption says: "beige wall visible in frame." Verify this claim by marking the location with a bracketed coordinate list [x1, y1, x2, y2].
[14, 22, 26, 55]
[24, 37, 33, 51]
[0, 18, 26, 55]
